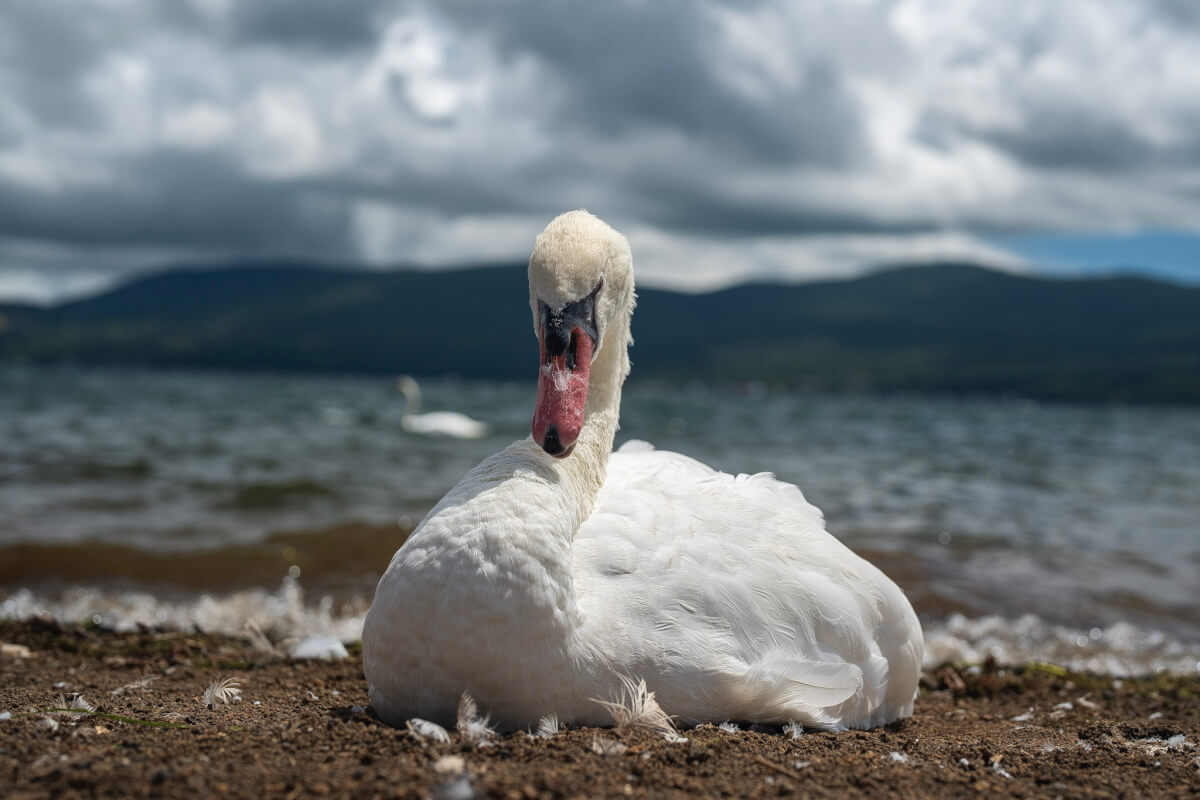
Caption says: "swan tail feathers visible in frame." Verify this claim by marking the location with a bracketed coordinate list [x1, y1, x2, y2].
[734, 657, 863, 725]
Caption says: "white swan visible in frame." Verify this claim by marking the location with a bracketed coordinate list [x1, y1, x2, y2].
[363, 211, 922, 731]
[396, 375, 489, 439]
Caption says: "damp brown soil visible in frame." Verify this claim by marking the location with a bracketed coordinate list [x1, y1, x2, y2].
[1, 620, 1197, 799]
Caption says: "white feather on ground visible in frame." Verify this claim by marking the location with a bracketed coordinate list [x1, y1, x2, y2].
[456, 693, 496, 745]
[593, 675, 676, 736]
[533, 714, 561, 739]
[54, 694, 95, 715]
[202, 677, 241, 708]
[407, 718, 451, 744]
[70, 694, 95, 712]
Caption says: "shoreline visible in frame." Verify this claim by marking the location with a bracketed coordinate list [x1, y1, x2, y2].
[2, 620, 1198, 798]
[6, 580, 1200, 678]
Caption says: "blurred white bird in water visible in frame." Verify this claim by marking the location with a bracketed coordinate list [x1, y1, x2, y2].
[396, 375, 489, 439]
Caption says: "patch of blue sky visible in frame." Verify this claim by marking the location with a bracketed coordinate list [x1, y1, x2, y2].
[991, 230, 1200, 285]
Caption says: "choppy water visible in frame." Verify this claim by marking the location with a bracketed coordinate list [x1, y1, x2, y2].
[2, 365, 1198, 675]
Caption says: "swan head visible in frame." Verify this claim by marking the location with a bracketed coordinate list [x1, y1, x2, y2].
[527, 210, 634, 458]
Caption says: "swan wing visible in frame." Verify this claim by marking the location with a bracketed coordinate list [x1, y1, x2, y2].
[573, 440, 921, 729]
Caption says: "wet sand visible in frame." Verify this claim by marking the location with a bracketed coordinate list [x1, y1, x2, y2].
[1, 619, 1198, 799]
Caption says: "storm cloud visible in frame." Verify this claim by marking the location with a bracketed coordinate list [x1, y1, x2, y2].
[1, 0, 1198, 300]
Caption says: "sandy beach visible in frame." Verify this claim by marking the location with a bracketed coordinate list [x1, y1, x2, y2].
[2, 619, 1197, 799]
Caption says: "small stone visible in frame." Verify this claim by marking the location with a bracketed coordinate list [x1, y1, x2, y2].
[434, 755, 466, 775]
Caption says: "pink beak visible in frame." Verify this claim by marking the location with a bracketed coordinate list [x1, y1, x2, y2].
[532, 326, 593, 457]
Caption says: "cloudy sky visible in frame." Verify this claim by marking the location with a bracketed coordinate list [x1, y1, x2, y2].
[1, 0, 1198, 302]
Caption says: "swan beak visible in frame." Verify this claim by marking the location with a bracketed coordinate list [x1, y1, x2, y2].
[532, 302, 596, 458]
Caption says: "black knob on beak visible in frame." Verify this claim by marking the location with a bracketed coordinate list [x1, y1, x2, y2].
[542, 425, 565, 456]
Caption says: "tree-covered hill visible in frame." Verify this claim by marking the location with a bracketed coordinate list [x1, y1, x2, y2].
[2, 261, 1198, 403]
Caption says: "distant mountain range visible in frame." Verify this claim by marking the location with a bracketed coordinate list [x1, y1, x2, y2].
[1, 261, 1198, 403]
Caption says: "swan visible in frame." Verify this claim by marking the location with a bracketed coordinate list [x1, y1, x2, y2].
[396, 374, 489, 439]
[363, 211, 923, 732]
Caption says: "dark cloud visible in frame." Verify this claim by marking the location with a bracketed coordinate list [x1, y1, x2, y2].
[1153, 0, 1200, 27]
[228, 0, 390, 52]
[0, 152, 350, 254]
[945, 101, 1200, 173]
[436, 1, 863, 167]
[616, 170, 925, 237]
[982, 113, 1159, 171]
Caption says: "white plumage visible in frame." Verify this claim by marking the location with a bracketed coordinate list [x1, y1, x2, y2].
[363, 210, 922, 732]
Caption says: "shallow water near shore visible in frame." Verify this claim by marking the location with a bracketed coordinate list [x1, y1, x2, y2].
[2, 365, 1198, 675]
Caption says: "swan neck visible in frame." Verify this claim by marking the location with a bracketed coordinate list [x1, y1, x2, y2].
[400, 381, 421, 415]
[556, 309, 628, 512]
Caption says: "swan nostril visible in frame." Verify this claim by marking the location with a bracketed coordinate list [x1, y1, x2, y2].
[566, 332, 578, 371]
[542, 425, 564, 456]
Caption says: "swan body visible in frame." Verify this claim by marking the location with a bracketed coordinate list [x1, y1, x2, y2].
[397, 375, 489, 439]
[364, 211, 922, 731]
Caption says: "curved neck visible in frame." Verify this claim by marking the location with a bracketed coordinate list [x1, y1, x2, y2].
[399, 380, 421, 415]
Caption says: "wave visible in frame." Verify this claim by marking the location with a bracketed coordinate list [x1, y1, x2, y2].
[2, 582, 1197, 677]
[0, 579, 367, 647]
[924, 612, 1200, 677]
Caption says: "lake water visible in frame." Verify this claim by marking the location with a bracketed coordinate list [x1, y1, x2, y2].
[1, 365, 1197, 675]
